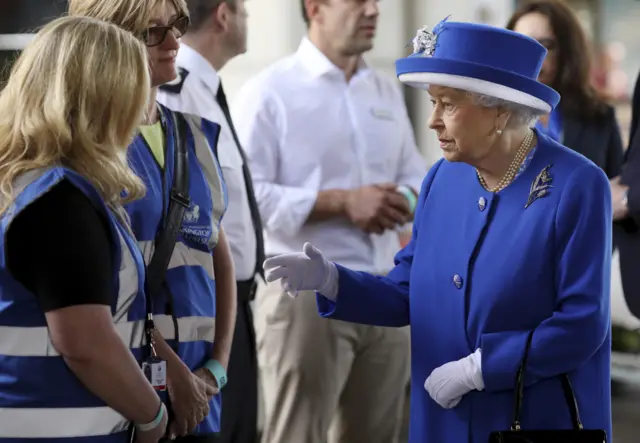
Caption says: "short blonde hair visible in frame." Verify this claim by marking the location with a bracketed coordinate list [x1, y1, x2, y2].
[68, 0, 189, 35]
[0, 15, 150, 215]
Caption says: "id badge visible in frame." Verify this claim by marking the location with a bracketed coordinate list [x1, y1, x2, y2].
[142, 356, 167, 391]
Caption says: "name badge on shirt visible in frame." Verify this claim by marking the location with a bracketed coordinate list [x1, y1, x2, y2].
[142, 356, 167, 391]
[371, 107, 394, 121]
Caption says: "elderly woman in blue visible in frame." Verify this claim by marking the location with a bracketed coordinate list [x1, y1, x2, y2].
[262, 19, 612, 443]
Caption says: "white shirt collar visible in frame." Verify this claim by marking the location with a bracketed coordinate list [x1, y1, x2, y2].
[176, 43, 221, 97]
[295, 37, 370, 80]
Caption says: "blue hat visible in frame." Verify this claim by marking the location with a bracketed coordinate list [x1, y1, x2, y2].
[395, 18, 560, 113]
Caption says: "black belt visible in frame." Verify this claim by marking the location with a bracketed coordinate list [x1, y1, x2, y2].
[236, 278, 257, 303]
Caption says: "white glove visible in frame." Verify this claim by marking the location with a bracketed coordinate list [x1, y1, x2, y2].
[263, 242, 339, 300]
[424, 349, 484, 409]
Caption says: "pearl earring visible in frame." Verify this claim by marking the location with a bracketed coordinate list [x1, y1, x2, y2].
[496, 129, 503, 135]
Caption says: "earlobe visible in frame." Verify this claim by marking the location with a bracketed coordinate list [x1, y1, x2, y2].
[494, 109, 510, 134]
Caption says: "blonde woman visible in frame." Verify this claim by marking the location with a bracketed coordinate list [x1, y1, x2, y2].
[69, 1, 236, 441]
[0, 15, 168, 443]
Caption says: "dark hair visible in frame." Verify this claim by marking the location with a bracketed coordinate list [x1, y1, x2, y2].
[186, 0, 236, 31]
[300, 0, 309, 26]
[506, 0, 607, 121]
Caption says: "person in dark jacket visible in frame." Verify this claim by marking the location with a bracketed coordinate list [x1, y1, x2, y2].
[612, 71, 640, 318]
[507, 0, 623, 179]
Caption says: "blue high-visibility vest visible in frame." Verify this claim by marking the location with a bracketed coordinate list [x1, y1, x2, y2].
[126, 104, 227, 435]
[0, 167, 147, 443]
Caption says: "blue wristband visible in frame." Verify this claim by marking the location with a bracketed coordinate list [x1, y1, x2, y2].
[204, 359, 227, 390]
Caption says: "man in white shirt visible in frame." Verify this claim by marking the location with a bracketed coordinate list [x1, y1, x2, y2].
[157, 2, 261, 443]
[232, 1, 427, 442]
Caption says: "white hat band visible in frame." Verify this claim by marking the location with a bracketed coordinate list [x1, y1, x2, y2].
[398, 72, 552, 113]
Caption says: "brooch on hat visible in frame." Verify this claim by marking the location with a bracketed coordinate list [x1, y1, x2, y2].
[525, 164, 553, 209]
[410, 15, 450, 57]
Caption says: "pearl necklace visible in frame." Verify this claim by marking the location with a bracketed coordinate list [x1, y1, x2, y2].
[477, 130, 535, 193]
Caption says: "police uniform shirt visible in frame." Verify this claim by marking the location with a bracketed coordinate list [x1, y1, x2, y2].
[157, 44, 257, 281]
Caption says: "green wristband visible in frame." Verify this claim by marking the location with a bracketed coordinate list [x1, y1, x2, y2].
[204, 359, 227, 390]
[397, 185, 417, 213]
[136, 402, 166, 432]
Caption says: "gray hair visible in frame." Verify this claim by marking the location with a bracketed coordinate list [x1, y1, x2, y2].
[466, 92, 545, 129]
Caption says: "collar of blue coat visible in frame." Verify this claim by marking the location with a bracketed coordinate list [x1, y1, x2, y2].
[395, 18, 560, 113]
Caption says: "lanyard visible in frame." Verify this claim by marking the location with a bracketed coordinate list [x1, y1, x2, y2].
[143, 105, 171, 358]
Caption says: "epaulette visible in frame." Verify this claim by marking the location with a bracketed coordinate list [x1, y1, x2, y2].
[159, 67, 190, 94]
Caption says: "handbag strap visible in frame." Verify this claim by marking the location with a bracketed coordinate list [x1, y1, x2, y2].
[511, 330, 584, 432]
[145, 109, 191, 298]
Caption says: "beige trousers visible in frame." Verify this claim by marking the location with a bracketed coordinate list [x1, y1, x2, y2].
[254, 279, 410, 443]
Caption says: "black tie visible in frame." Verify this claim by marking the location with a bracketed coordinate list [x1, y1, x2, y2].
[216, 83, 265, 279]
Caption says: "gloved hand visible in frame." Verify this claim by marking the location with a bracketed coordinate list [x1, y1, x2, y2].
[263, 242, 339, 300]
[424, 349, 484, 409]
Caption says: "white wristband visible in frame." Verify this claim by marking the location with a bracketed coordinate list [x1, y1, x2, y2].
[135, 402, 166, 432]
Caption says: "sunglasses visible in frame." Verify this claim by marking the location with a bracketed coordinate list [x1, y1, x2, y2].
[142, 16, 190, 47]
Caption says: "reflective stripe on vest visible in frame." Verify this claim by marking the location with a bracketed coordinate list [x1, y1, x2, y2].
[0, 406, 129, 438]
[0, 315, 215, 357]
[139, 240, 214, 281]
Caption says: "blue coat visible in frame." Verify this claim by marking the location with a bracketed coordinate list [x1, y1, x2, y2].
[317, 132, 612, 443]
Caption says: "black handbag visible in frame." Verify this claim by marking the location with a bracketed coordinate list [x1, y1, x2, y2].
[488, 330, 607, 443]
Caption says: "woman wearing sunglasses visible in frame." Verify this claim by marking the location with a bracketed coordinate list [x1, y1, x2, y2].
[69, 2, 236, 442]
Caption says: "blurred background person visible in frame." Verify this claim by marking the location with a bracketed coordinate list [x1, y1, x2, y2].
[629, 72, 640, 145]
[613, 69, 640, 319]
[69, 0, 235, 441]
[157, 1, 263, 442]
[0, 15, 169, 443]
[263, 19, 612, 443]
[232, 1, 426, 442]
[507, 0, 623, 180]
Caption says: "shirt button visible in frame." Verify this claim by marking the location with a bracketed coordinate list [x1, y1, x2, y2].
[453, 274, 463, 289]
[478, 197, 487, 212]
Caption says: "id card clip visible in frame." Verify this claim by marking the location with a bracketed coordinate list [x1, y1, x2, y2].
[143, 316, 167, 391]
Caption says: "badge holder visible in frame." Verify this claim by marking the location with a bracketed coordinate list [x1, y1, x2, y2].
[128, 305, 169, 441]
[143, 291, 167, 393]
[142, 318, 167, 391]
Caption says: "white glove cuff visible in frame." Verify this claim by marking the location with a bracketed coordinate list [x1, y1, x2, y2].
[317, 261, 339, 301]
[469, 349, 485, 391]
